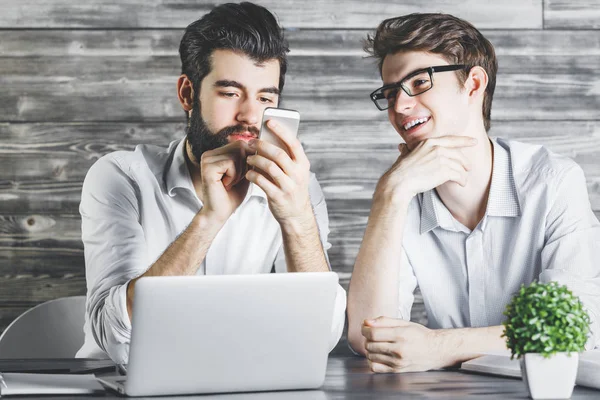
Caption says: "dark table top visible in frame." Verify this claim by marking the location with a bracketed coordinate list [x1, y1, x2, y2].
[1, 355, 598, 399]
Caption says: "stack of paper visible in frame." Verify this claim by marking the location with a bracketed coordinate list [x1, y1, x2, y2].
[0, 373, 105, 396]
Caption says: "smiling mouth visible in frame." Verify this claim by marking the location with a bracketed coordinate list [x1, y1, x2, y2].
[403, 117, 431, 132]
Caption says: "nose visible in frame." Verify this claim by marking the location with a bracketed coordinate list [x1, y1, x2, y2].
[236, 98, 260, 127]
[393, 88, 416, 113]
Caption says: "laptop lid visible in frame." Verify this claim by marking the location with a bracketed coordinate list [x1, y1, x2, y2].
[123, 272, 338, 396]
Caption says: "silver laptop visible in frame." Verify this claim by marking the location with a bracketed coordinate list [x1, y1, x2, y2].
[97, 272, 338, 396]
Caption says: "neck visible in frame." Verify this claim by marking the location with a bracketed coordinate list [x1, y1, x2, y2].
[436, 132, 494, 231]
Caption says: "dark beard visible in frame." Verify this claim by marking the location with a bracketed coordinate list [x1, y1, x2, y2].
[186, 101, 259, 162]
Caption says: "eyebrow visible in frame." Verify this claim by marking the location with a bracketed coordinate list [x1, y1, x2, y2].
[214, 80, 280, 95]
[384, 67, 429, 86]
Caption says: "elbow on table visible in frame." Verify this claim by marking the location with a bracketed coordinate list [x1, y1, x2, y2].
[91, 314, 130, 364]
[346, 320, 367, 356]
[88, 295, 131, 364]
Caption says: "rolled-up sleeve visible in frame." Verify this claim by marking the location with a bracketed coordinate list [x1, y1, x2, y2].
[539, 164, 600, 349]
[273, 173, 347, 351]
[398, 248, 418, 321]
[80, 155, 149, 364]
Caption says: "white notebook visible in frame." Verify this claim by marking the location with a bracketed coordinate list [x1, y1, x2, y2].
[0, 373, 105, 396]
[461, 349, 600, 390]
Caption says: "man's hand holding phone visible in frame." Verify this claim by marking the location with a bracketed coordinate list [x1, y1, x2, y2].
[245, 113, 313, 227]
[375, 136, 477, 207]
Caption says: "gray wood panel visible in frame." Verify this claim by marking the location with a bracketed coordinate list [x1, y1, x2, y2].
[3, 30, 600, 122]
[0, 0, 542, 29]
[545, 0, 600, 29]
[0, 276, 86, 304]
[5, 29, 600, 74]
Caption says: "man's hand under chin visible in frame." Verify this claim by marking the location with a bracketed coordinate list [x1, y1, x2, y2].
[198, 140, 252, 226]
[361, 317, 453, 373]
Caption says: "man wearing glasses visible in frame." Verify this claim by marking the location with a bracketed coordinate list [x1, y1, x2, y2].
[347, 13, 600, 372]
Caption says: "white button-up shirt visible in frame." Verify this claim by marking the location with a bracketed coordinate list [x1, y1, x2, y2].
[399, 138, 600, 347]
[75, 138, 347, 363]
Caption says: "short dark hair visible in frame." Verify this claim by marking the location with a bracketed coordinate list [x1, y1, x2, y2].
[365, 13, 498, 132]
[179, 2, 289, 117]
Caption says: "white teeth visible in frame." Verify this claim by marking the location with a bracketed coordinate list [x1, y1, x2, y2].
[403, 117, 429, 131]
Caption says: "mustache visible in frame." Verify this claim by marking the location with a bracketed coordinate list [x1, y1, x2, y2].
[219, 124, 260, 137]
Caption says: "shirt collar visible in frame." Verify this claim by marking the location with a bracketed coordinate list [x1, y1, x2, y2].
[419, 138, 520, 234]
[164, 137, 267, 201]
[420, 190, 463, 234]
[486, 138, 521, 218]
[419, 190, 440, 234]
[165, 138, 194, 196]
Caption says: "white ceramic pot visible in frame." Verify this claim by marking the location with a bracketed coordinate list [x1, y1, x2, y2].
[520, 352, 579, 399]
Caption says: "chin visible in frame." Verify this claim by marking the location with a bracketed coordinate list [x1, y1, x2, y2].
[405, 132, 436, 149]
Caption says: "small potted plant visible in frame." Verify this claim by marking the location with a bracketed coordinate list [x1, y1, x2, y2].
[502, 281, 590, 399]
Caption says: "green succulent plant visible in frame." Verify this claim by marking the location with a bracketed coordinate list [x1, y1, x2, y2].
[502, 281, 590, 359]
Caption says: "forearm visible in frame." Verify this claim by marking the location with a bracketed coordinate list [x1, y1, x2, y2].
[435, 325, 507, 366]
[279, 208, 329, 273]
[347, 195, 410, 353]
[126, 210, 223, 318]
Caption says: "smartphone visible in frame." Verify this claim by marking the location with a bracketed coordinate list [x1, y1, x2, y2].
[258, 107, 300, 155]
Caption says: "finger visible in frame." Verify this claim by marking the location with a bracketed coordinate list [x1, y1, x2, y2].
[219, 160, 241, 189]
[423, 135, 477, 149]
[364, 340, 396, 356]
[368, 360, 394, 374]
[246, 154, 293, 191]
[202, 154, 245, 188]
[361, 325, 397, 342]
[364, 316, 411, 328]
[398, 143, 410, 158]
[265, 119, 308, 164]
[437, 158, 469, 187]
[245, 168, 280, 199]
[369, 357, 417, 373]
[446, 162, 469, 187]
[366, 351, 403, 369]
[419, 159, 467, 189]
[201, 153, 238, 165]
[445, 148, 471, 171]
[203, 142, 249, 178]
[206, 139, 250, 157]
[430, 146, 471, 172]
[250, 138, 297, 175]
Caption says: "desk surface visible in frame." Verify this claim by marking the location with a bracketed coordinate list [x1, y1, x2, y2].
[1, 356, 598, 399]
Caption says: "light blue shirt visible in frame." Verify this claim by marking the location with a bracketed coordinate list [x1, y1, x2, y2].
[76, 137, 347, 363]
[399, 138, 600, 347]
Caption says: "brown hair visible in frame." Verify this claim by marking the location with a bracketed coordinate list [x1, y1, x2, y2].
[365, 13, 498, 132]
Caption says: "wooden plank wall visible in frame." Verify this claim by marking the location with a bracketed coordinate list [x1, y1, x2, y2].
[1, 0, 599, 337]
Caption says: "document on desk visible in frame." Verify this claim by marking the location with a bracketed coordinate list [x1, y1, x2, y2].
[0, 373, 105, 396]
[461, 349, 600, 390]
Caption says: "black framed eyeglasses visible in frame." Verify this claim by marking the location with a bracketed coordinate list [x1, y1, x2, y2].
[370, 65, 468, 111]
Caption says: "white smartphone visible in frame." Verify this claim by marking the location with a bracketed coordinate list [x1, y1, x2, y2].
[258, 107, 300, 155]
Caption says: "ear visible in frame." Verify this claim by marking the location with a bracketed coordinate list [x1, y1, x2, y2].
[177, 74, 194, 112]
[465, 66, 488, 104]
